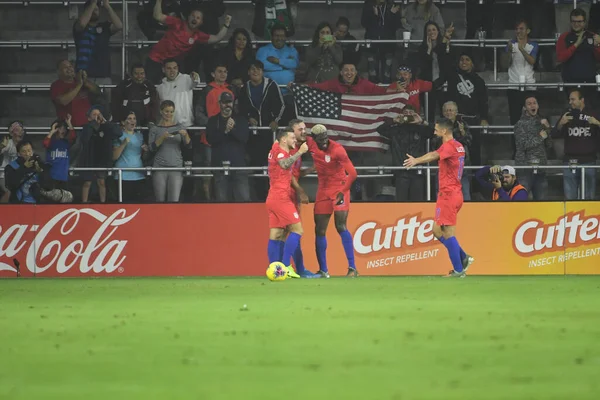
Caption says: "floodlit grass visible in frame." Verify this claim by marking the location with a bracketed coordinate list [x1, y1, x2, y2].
[0, 277, 599, 399]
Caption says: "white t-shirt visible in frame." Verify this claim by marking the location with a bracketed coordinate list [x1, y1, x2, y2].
[156, 73, 201, 128]
[507, 39, 539, 90]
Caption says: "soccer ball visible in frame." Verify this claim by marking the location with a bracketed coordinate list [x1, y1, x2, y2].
[266, 262, 288, 282]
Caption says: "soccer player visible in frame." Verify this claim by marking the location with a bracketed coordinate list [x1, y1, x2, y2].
[403, 118, 475, 277]
[266, 129, 309, 278]
[308, 124, 358, 278]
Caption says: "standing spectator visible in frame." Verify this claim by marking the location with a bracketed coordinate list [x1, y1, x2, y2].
[137, 0, 185, 41]
[206, 92, 250, 202]
[386, 64, 432, 114]
[145, 0, 231, 84]
[149, 100, 192, 202]
[505, 19, 538, 125]
[4, 140, 51, 204]
[514, 96, 552, 201]
[238, 60, 284, 200]
[309, 62, 387, 94]
[552, 89, 599, 200]
[251, 0, 295, 39]
[334, 17, 361, 67]
[43, 116, 76, 190]
[73, 0, 123, 87]
[555, 1, 591, 34]
[156, 59, 201, 128]
[79, 106, 122, 203]
[112, 112, 148, 203]
[556, 8, 600, 102]
[0, 121, 25, 193]
[51, 60, 100, 127]
[221, 28, 255, 89]
[361, 0, 402, 84]
[305, 22, 344, 84]
[401, 0, 444, 43]
[111, 63, 159, 129]
[195, 62, 234, 123]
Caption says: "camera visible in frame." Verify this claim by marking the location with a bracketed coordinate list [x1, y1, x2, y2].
[488, 171, 504, 183]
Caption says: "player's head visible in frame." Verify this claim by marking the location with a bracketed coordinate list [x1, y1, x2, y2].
[277, 129, 296, 150]
[288, 119, 307, 143]
[434, 118, 454, 138]
[311, 124, 329, 150]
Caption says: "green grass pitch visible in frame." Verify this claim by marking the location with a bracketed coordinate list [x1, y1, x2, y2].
[1, 276, 599, 400]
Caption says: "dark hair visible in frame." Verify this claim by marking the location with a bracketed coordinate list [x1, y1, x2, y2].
[570, 88, 585, 100]
[339, 62, 357, 70]
[270, 23, 287, 38]
[56, 59, 71, 69]
[288, 119, 304, 130]
[227, 28, 253, 58]
[570, 7, 587, 20]
[436, 117, 454, 133]
[312, 22, 334, 47]
[160, 100, 176, 110]
[276, 129, 293, 141]
[515, 18, 530, 30]
[212, 61, 229, 73]
[16, 139, 33, 153]
[188, 7, 204, 16]
[248, 60, 264, 71]
[163, 58, 178, 67]
[51, 118, 68, 131]
[412, 0, 432, 14]
[336, 17, 350, 28]
[130, 62, 145, 73]
[421, 21, 442, 46]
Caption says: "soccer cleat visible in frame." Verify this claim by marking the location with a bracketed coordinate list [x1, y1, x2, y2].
[298, 270, 321, 279]
[316, 270, 330, 279]
[346, 267, 359, 278]
[462, 255, 475, 272]
[444, 269, 465, 278]
[286, 266, 301, 279]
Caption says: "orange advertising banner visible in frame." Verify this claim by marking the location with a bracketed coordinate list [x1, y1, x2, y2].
[0, 202, 599, 278]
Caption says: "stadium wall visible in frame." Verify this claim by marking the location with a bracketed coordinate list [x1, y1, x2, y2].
[0, 202, 599, 278]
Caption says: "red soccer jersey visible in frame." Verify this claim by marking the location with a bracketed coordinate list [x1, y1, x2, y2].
[307, 137, 357, 191]
[289, 146, 302, 181]
[50, 79, 91, 127]
[436, 139, 465, 194]
[148, 16, 210, 63]
[267, 142, 293, 201]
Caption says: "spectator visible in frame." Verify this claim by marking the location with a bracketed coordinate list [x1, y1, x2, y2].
[0, 121, 25, 193]
[43, 116, 76, 190]
[386, 63, 432, 114]
[251, 0, 296, 39]
[149, 100, 192, 202]
[145, 0, 231, 84]
[111, 63, 159, 129]
[238, 60, 285, 200]
[555, 1, 591, 34]
[4, 140, 51, 204]
[51, 60, 100, 127]
[475, 165, 528, 201]
[195, 62, 234, 123]
[401, 0, 444, 43]
[377, 107, 432, 201]
[361, 0, 402, 84]
[112, 111, 148, 203]
[556, 8, 600, 101]
[334, 17, 361, 67]
[79, 105, 122, 203]
[221, 28, 255, 89]
[206, 92, 250, 202]
[514, 96, 552, 201]
[305, 22, 344, 83]
[73, 0, 123, 86]
[309, 62, 387, 94]
[137, 0, 185, 41]
[552, 89, 599, 200]
[156, 59, 201, 128]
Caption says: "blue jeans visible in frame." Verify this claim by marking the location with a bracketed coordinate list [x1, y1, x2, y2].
[563, 165, 597, 200]
[519, 171, 547, 201]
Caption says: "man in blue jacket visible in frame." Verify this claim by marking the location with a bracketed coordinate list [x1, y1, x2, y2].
[4, 140, 51, 204]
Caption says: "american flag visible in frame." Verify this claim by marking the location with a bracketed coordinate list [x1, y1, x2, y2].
[292, 85, 410, 151]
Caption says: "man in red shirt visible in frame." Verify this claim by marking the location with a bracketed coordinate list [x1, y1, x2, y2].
[403, 118, 474, 278]
[308, 124, 358, 278]
[266, 130, 309, 278]
[386, 64, 432, 114]
[145, 0, 232, 83]
[50, 60, 100, 127]
[308, 63, 386, 94]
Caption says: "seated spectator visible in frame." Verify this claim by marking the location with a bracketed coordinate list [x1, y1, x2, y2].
[305, 22, 343, 83]
[149, 100, 192, 202]
[111, 63, 159, 129]
[51, 60, 100, 127]
[552, 89, 599, 200]
[145, 0, 231, 84]
[113, 111, 148, 203]
[514, 96, 552, 201]
[137, 0, 185, 41]
[206, 92, 250, 202]
[475, 165, 528, 201]
[222, 28, 255, 89]
[0, 121, 26, 193]
[79, 105, 122, 203]
[401, 0, 444, 43]
[4, 140, 51, 204]
[43, 115, 76, 190]
[238, 60, 284, 200]
[361, 0, 402, 83]
[505, 19, 538, 125]
[156, 59, 201, 128]
[334, 17, 361, 67]
[308, 62, 386, 94]
[386, 63, 432, 114]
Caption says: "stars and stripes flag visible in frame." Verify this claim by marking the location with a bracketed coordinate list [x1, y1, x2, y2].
[291, 84, 410, 151]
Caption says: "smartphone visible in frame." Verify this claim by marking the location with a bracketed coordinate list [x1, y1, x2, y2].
[398, 76, 406, 85]
[322, 34, 334, 42]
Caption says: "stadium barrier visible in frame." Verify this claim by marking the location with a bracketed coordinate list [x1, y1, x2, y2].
[0, 201, 599, 278]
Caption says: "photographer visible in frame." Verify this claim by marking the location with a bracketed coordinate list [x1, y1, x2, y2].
[377, 106, 433, 201]
[4, 140, 51, 204]
[475, 165, 528, 201]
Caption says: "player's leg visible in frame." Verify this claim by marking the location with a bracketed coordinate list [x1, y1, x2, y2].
[282, 221, 303, 278]
[292, 204, 319, 278]
[314, 189, 333, 278]
[333, 210, 358, 277]
[433, 195, 469, 277]
[268, 228, 286, 263]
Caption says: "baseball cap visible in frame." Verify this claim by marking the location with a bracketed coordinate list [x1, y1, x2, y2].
[502, 165, 516, 176]
[219, 92, 234, 103]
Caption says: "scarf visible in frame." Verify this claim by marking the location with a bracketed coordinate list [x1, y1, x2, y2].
[264, 0, 293, 39]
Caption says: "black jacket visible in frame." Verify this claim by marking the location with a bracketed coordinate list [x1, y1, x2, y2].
[4, 157, 51, 204]
[238, 78, 285, 126]
[79, 122, 123, 169]
[441, 69, 489, 121]
[551, 107, 600, 163]
[206, 114, 250, 167]
[361, 0, 402, 50]
[377, 120, 433, 164]
[111, 78, 159, 126]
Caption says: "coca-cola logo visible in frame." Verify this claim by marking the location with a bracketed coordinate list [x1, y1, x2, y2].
[0, 208, 139, 275]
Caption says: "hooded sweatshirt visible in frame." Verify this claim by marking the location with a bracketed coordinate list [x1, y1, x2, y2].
[552, 107, 600, 163]
[156, 73, 200, 127]
[514, 109, 553, 166]
[445, 67, 489, 121]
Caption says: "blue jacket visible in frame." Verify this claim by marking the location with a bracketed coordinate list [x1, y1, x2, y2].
[4, 158, 47, 204]
[256, 44, 298, 95]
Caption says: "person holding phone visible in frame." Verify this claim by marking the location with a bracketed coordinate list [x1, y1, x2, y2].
[305, 22, 343, 83]
[386, 64, 432, 114]
[43, 115, 76, 190]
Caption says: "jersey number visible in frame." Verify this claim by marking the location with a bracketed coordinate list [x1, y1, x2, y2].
[458, 156, 465, 180]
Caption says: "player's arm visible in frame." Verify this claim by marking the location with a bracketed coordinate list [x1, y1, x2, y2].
[339, 152, 358, 192]
[278, 143, 308, 170]
[291, 176, 309, 204]
[403, 151, 440, 168]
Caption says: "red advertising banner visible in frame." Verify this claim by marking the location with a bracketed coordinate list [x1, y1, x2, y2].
[0, 202, 599, 278]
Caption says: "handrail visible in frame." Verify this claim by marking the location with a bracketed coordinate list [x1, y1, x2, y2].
[0, 0, 470, 6]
